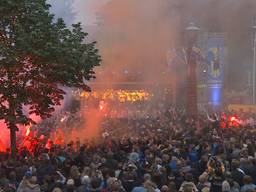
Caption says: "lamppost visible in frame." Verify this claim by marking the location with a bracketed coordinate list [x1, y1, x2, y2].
[185, 22, 200, 117]
[252, 25, 256, 104]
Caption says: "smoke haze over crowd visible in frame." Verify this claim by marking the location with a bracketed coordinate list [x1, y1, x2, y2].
[49, 0, 256, 90]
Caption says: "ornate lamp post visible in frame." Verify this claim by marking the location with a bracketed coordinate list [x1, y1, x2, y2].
[185, 22, 200, 117]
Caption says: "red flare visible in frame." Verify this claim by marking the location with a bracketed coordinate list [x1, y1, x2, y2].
[230, 116, 236, 122]
[25, 126, 31, 137]
[0, 138, 6, 152]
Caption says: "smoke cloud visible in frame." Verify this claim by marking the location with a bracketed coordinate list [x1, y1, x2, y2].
[68, 0, 256, 90]
[46, 0, 256, 89]
[93, 0, 174, 85]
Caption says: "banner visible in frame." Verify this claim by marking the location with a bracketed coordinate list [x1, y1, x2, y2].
[206, 35, 225, 106]
[207, 37, 224, 82]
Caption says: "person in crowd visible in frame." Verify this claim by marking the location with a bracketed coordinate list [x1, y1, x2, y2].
[179, 173, 198, 192]
[0, 107, 255, 192]
[17, 172, 41, 192]
[241, 175, 256, 192]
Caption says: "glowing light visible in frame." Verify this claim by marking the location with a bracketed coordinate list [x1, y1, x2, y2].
[228, 115, 240, 128]
[210, 85, 222, 106]
[60, 117, 66, 122]
[45, 139, 52, 150]
[25, 126, 31, 137]
[73, 89, 153, 103]
[39, 135, 45, 140]
[230, 116, 236, 122]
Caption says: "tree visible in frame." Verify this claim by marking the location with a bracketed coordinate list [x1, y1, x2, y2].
[0, 0, 101, 157]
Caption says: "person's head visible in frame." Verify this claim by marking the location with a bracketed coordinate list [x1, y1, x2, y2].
[24, 171, 32, 180]
[144, 173, 152, 182]
[66, 179, 75, 186]
[161, 185, 169, 192]
[231, 159, 240, 169]
[222, 181, 230, 192]
[29, 176, 37, 185]
[155, 157, 162, 165]
[184, 173, 194, 182]
[82, 167, 91, 176]
[108, 178, 121, 192]
[201, 155, 208, 162]
[8, 171, 16, 180]
[81, 175, 90, 186]
[90, 178, 101, 190]
[52, 187, 62, 192]
[127, 163, 137, 171]
[199, 174, 207, 183]
[243, 175, 253, 184]
[70, 165, 80, 179]
[143, 180, 156, 192]
[39, 153, 50, 163]
[66, 179, 75, 192]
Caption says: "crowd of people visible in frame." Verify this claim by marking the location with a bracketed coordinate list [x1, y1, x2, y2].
[0, 104, 256, 192]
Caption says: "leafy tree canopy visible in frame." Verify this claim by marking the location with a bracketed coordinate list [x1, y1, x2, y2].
[0, 0, 101, 129]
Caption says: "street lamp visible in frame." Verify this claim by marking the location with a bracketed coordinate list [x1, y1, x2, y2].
[252, 25, 256, 104]
[185, 22, 200, 117]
